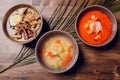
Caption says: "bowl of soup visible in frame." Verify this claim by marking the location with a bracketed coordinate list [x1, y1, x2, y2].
[35, 30, 79, 73]
[3, 4, 43, 44]
[75, 5, 117, 47]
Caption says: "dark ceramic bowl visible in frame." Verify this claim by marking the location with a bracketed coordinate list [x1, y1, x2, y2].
[2, 4, 43, 44]
[35, 30, 79, 73]
[75, 5, 117, 47]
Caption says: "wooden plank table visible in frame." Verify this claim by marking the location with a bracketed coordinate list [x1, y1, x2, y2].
[0, 0, 120, 80]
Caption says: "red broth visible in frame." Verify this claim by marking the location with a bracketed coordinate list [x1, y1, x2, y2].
[77, 10, 112, 45]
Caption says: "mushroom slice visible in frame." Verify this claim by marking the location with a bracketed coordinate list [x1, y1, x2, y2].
[94, 21, 103, 34]
[94, 35, 101, 41]
[90, 15, 98, 21]
[87, 22, 95, 34]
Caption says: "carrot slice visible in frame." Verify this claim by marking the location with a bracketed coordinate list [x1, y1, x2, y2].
[41, 49, 45, 55]
[66, 53, 72, 61]
[68, 44, 73, 53]
[61, 60, 69, 67]
[48, 51, 55, 58]
[61, 53, 72, 67]
[55, 40, 61, 44]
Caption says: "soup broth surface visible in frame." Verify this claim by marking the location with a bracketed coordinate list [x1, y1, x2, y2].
[40, 35, 74, 69]
[78, 10, 112, 45]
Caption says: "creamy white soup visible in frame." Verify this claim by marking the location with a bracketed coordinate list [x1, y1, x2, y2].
[40, 35, 73, 69]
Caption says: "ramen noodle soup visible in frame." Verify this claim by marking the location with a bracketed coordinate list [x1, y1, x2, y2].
[40, 35, 73, 69]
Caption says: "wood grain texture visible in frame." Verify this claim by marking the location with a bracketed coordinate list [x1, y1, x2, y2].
[0, 0, 120, 80]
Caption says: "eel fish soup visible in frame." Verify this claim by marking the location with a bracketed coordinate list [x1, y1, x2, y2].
[8, 7, 41, 41]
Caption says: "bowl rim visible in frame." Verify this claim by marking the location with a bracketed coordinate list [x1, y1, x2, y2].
[2, 4, 43, 44]
[75, 5, 117, 47]
[35, 30, 79, 73]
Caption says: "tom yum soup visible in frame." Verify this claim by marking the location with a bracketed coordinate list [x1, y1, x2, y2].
[40, 35, 73, 69]
[77, 9, 112, 45]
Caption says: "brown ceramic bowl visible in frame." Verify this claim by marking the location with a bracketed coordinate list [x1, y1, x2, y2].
[35, 30, 79, 73]
[75, 5, 117, 47]
[2, 4, 43, 44]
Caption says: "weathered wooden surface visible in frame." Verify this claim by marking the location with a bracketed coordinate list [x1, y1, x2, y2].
[0, 0, 120, 80]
